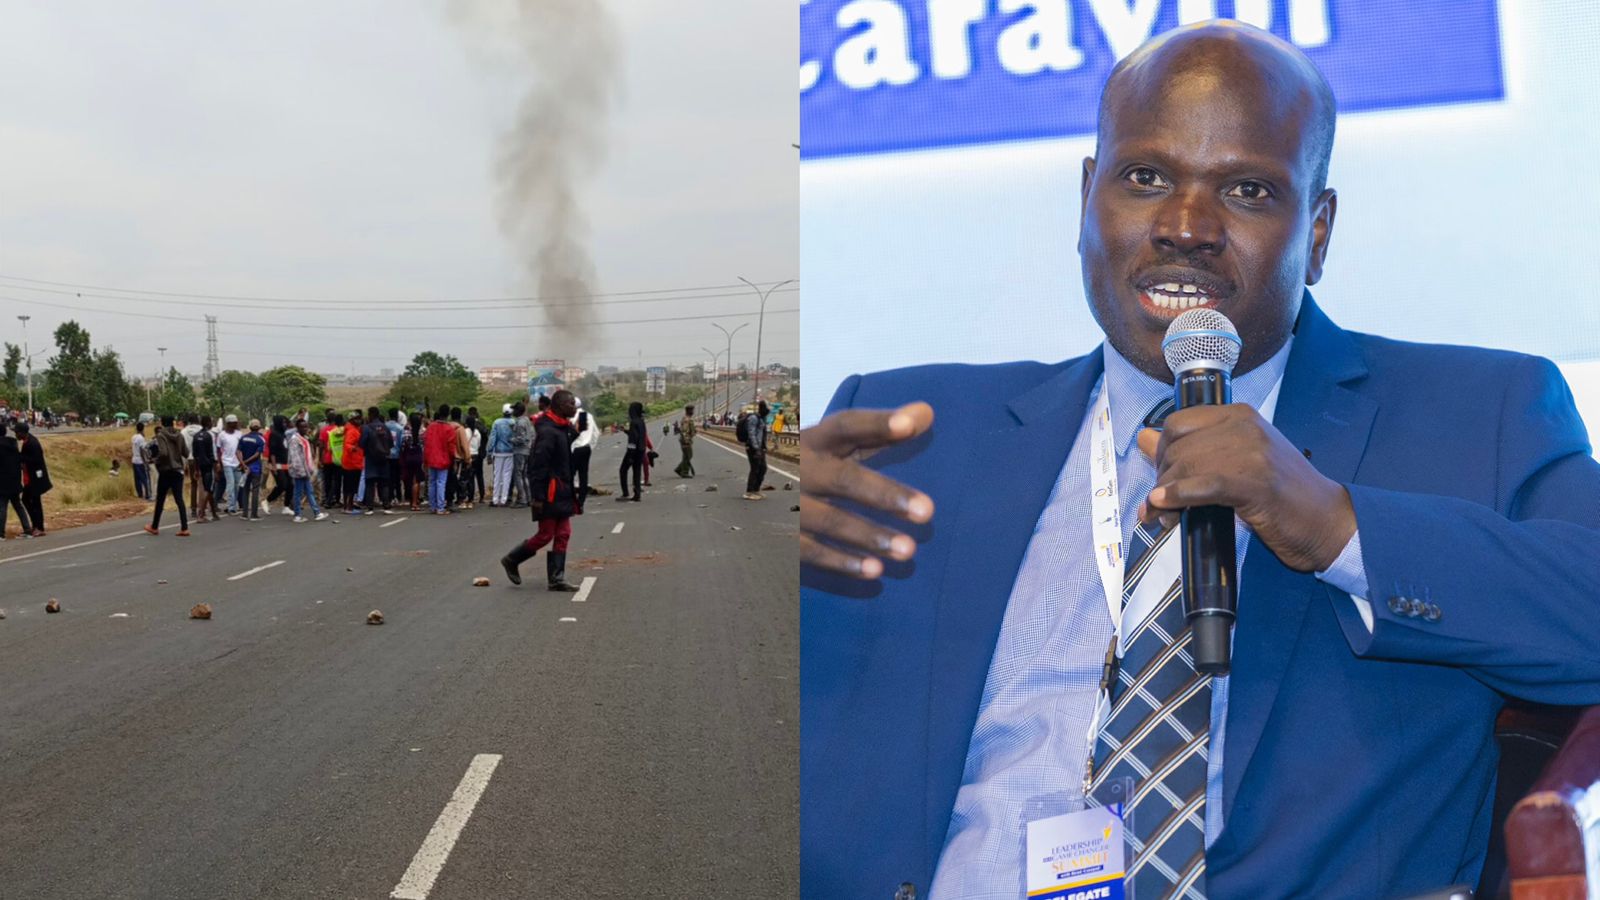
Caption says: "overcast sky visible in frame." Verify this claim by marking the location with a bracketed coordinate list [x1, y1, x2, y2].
[0, 0, 797, 382]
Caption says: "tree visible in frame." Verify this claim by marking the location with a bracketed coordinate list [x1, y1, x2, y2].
[202, 370, 266, 420]
[385, 351, 480, 409]
[3, 342, 20, 389]
[91, 349, 140, 419]
[154, 368, 197, 416]
[258, 365, 327, 414]
[43, 321, 97, 416]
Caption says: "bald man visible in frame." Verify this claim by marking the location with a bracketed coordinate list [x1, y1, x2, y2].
[800, 21, 1600, 900]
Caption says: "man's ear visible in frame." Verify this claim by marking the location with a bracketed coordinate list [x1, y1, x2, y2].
[1305, 188, 1337, 285]
[1079, 157, 1097, 253]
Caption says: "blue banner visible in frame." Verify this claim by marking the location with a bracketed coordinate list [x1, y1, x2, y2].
[800, 0, 1503, 158]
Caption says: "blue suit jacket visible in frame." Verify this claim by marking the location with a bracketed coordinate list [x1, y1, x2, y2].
[800, 298, 1600, 899]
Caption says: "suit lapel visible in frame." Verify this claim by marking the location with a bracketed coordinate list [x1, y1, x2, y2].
[1221, 297, 1379, 818]
[921, 351, 1105, 872]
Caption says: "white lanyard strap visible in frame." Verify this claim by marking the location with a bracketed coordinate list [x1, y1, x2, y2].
[1088, 382, 1125, 633]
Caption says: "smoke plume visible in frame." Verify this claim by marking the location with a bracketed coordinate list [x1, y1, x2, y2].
[453, 0, 620, 355]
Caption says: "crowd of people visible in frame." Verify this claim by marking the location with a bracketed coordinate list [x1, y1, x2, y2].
[2, 393, 778, 544]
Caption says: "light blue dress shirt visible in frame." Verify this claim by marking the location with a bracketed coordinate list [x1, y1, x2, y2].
[929, 339, 1369, 899]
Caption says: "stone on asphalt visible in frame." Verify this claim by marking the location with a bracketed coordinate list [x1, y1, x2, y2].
[783, 483, 793, 490]
[190, 604, 212, 620]
[367, 610, 384, 625]
[705, 485, 718, 492]
[45, 599, 60, 614]
[790, 505, 800, 512]
[473, 577, 491, 587]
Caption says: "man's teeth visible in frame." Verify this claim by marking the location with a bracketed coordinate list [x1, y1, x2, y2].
[1146, 285, 1212, 309]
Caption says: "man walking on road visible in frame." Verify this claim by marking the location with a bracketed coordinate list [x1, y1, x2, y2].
[217, 415, 243, 516]
[488, 405, 515, 506]
[143, 414, 190, 536]
[500, 389, 582, 592]
[191, 415, 218, 522]
[181, 414, 202, 513]
[675, 404, 697, 478]
[131, 421, 151, 500]
[617, 401, 646, 502]
[288, 418, 328, 522]
[340, 410, 365, 515]
[238, 419, 266, 520]
[741, 400, 769, 501]
[13, 422, 49, 535]
[424, 404, 456, 515]
[570, 399, 598, 512]
[509, 402, 533, 507]
[360, 406, 393, 514]
[385, 408, 405, 511]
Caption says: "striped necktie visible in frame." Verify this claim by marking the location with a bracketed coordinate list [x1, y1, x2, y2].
[1089, 496, 1210, 898]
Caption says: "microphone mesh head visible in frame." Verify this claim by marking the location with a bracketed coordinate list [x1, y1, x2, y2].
[1162, 308, 1242, 375]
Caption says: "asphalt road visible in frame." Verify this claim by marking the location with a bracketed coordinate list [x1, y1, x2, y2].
[0, 417, 798, 900]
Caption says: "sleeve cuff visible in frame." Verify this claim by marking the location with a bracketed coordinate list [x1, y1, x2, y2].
[1316, 529, 1373, 632]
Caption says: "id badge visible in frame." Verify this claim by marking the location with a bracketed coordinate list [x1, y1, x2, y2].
[1021, 777, 1135, 900]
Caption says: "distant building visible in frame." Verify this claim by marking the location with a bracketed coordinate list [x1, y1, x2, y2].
[597, 365, 619, 376]
[477, 366, 529, 384]
[380, 368, 394, 378]
[564, 366, 588, 383]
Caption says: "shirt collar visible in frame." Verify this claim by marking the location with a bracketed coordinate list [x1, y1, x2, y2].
[1101, 335, 1295, 457]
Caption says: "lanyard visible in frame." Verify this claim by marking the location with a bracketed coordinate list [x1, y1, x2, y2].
[1083, 380, 1127, 793]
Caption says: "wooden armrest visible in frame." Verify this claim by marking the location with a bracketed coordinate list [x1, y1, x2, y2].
[1506, 706, 1600, 900]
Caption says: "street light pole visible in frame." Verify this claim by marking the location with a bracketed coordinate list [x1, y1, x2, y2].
[155, 347, 167, 414]
[710, 322, 747, 422]
[16, 315, 32, 419]
[700, 346, 727, 417]
[737, 277, 794, 403]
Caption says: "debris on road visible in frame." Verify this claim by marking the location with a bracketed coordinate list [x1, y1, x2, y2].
[110, 613, 130, 618]
[45, 599, 60, 614]
[783, 483, 793, 490]
[762, 485, 776, 491]
[472, 577, 491, 587]
[729, 525, 742, 532]
[346, 567, 355, 573]
[1, 609, 7, 619]
[157, 579, 169, 585]
[190, 604, 212, 620]
[559, 617, 577, 622]
[367, 610, 384, 625]
[588, 486, 613, 496]
[705, 484, 718, 492]
[791, 505, 800, 512]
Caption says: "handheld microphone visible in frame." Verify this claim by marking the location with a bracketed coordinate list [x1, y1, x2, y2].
[1161, 309, 1243, 676]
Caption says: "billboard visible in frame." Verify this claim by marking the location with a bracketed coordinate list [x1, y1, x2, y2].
[800, 0, 1503, 158]
[646, 366, 668, 395]
[527, 358, 565, 400]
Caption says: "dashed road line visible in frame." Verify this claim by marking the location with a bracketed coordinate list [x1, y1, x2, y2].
[226, 560, 286, 581]
[390, 753, 503, 900]
[571, 576, 597, 603]
[611, 522, 624, 534]
[380, 517, 409, 528]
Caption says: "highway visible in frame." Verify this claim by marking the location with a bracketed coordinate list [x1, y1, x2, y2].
[0, 415, 798, 900]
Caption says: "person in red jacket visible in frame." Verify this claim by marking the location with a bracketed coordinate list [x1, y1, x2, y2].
[341, 409, 365, 515]
[423, 404, 457, 514]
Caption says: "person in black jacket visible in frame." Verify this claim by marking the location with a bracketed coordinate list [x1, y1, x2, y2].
[500, 389, 582, 591]
[617, 401, 646, 502]
[13, 421, 50, 536]
[0, 420, 33, 538]
[191, 415, 219, 522]
[263, 415, 292, 515]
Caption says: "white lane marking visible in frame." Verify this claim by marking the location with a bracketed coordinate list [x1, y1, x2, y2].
[0, 523, 181, 567]
[611, 522, 624, 534]
[227, 560, 286, 581]
[559, 617, 577, 622]
[571, 576, 597, 603]
[380, 517, 409, 528]
[696, 435, 799, 482]
[390, 753, 503, 900]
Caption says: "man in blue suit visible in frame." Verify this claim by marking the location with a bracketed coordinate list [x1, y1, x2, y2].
[800, 21, 1600, 900]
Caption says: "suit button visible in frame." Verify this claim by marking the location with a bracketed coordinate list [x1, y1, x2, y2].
[1388, 596, 1406, 615]
[1424, 604, 1442, 622]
